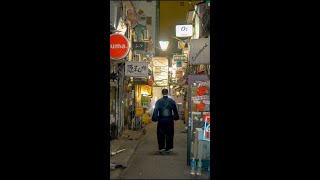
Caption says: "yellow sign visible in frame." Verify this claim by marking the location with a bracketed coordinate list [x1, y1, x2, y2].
[136, 108, 144, 116]
[141, 85, 152, 95]
[142, 114, 149, 123]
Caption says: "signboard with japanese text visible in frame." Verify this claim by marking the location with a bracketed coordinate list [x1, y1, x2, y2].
[132, 42, 145, 50]
[125, 61, 149, 77]
[176, 24, 193, 37]
[189, 38, 210, 65]
[173, 55, 187, 62]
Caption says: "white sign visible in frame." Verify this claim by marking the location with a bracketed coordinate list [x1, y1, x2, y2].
[176, 25, 193, 37]
[189, 38, 210, 65]
[125, 61, 149, 77]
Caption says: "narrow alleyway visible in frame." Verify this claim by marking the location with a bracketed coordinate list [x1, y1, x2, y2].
[117, 120, 208, 179]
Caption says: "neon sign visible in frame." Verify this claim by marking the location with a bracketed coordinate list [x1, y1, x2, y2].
[203, 114, 210, 141]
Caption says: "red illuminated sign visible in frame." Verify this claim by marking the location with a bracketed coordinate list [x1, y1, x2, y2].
[110, 34, 130, 60]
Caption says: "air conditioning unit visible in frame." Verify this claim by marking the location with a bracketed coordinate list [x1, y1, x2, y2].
[134, 54, 141, 61]
[143, 29, 149, 41]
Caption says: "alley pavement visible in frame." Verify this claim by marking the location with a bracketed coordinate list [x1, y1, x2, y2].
[115, 120, 208, 179]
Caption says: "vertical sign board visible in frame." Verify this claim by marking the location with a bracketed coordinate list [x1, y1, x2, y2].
[110, 34, 130, 60]
[189, 38, 210, 65]
[125, 61, 149, 77]
[132, 42, 145, 50]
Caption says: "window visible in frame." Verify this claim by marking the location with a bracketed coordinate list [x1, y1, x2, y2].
[141, 17, 146, 20]
[146, 0, 152, 2]
[146, 17, 152, 25]
[180, 2, 185, 6]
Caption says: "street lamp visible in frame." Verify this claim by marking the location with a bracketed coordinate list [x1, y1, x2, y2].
[159, 40, 169, 51]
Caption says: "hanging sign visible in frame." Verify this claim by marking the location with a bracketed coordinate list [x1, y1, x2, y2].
[132, 42, 145, 50]
[110, 34, 130, 60]
[125, 61, 149, 77]
[141, 85, 152, 95]
[173, 55, 187, 62]
[189, 38, 210, 65]
[176, 24, 193, 37]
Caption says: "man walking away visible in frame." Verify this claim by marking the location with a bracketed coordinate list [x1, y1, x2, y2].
[152, 89, 179, 154]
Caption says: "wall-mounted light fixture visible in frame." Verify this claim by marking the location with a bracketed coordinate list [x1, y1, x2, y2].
[159, 40, 169, 51]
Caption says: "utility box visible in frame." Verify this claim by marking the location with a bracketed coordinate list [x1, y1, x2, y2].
[197, 140, 210, 160]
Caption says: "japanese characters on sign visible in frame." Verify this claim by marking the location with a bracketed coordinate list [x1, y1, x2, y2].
[173, 55, 187, 62]
[132, 42, 145, 50]
[125, 61, 149, 77]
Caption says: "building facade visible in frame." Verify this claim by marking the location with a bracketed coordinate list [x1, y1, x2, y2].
[110, 0, 159, 139]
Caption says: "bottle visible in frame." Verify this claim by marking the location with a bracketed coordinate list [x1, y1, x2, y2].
[190, 158, 196, 175]
[196, 159, 202, 176]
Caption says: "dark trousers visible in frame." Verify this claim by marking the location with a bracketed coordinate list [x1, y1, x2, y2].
[157, 118, 174, 150]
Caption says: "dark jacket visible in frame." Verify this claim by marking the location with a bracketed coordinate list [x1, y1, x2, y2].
[152, 96, 179, 122]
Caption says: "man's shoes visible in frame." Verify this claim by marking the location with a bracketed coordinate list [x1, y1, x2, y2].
[159, 148, 165, 153]
[165, 149, 172, 153]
